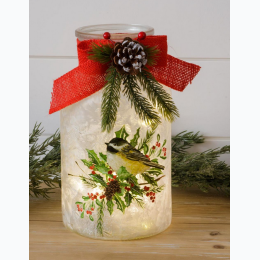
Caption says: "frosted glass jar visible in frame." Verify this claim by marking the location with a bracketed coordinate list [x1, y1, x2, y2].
[60, 24, 172, 240]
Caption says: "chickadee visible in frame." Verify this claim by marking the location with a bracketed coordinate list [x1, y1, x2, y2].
[106, 137, 165, 176]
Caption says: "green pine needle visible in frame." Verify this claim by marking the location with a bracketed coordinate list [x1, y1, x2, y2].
[144, 46, 160, 66]
[88, 42, 113, 64]
[101, 66, 122, 132]
[123, 75, 161, 127]
[138, 69, 179, 122]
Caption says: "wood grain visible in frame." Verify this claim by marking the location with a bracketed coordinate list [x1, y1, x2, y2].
[30, 187, 230, 259]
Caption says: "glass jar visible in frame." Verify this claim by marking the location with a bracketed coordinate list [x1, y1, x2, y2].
[60, 24, 172, 240]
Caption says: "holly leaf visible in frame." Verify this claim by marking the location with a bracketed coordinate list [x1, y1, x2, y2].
[96, 199, 103, 208]
[75, 202, 83, 205]
[157, 134, 160, 142]
[142, 173, 158, 186]
[107, 200, 114, 215]
[130, 127, 140, 147]
[151, 158, 158, 164]
[124, 192, 133, 207]
[81, 159, 93, 168]
[129, 175, 139, 186]
[162, 139, 167, 147]
[157, 149, 162, 157]
[86, 149, 101, 165]
[99, 152, 107, 162]
[114, 194, 126, 213]
[160, 156, 167, 160]
[82, 196, 90, 201]
[117, 166, 132, 181]
[143, 143, 149, 155]
[131, 186, 143, 196]
[90, 174, 107, 187]
[89, 215, 94, 221]
[147, 168, 163, 176]
[80, 212, 84, 218]
[115, 125, 129, 140]
[83, 203, 86, 210]
[95, 165, 110, 175]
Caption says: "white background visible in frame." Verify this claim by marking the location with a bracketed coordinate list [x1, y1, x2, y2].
[29, 0, 230, 163]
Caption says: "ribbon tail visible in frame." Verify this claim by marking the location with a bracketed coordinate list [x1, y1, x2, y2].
[49, 65, 106, 114]
[151, 54, 201, 92]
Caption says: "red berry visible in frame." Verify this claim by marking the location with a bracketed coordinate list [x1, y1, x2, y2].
[146, 193, 150, 196]
[158, 143, 161, 147]
[108, 170, 112, 175]
[152, 200, 155, 203]
[164, 152, 166, 156]
[89, 165, 95, 169]
[152, 146, 155, 150]
[145, 154, 150, 160]
[96, 192, 99, 196]
[89, 211, 92, 215]
[113, 175, 117, 179]
[103, 32, 111, 39]
[91, 207, 94, 211]
[131, 183, 134, 187]
[91, 193, 93, 196]
[125, 187, 128, 190]
[94, 195, 97, 199]
[92, 171, 96, 175]
[138, 31, 146, 40]
[91, 197, 94, 200]
[150, 197, 153, 200]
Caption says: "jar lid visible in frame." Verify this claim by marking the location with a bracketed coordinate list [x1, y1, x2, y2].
[75, 24, 154, 41]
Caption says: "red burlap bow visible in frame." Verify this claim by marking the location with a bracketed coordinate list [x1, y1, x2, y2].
[49, 36, 201, 114]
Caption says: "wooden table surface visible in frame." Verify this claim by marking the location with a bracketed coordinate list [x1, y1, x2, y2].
[30, 187, 230, 260]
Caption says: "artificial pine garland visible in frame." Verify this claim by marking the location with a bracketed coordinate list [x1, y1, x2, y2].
[88, 38, 179, 132]
[29, 123, 230, 198]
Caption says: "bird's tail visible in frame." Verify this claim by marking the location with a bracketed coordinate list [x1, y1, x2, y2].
[143, 161, 165, 170]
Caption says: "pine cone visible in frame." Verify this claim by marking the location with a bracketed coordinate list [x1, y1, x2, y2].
[105, 180, 121, 201]
[111, 37, 147, 75]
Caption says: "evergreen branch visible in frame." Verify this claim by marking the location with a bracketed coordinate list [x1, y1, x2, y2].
[144, 46, 160, 66]
[101, 66, 122, 132]
[172, 131, 204, 154]
[88, 42, 113, 64]
[68, 174, 97, 189]
[137, 127, 156, 151]
[138, 69, 179, 122]
[29, 123, 61, 199]
[97, 199, 105, 236]
[123, 75, 161, 128]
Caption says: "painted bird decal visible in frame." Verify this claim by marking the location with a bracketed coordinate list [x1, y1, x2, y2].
[106, 137, 165, 176]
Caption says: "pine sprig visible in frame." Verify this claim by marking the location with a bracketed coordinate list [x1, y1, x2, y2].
[29, 123, 61, 199]
[88, 42, 113, 64]
[138, 69, 179, 122]
[123, 75, 161, 127]
[101, 66, 122, 132]
[96, 199, 105, 236]
[143, 46, 160, 66]
[172, 131, 204, 154]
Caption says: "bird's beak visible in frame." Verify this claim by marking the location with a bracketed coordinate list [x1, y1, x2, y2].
[105, 142, 109, 146]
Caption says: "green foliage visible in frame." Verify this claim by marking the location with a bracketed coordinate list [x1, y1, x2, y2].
[115, 125, 129, 140]
[107, 200, 114, 215]
[88, 42, 113, 64]
[172, 131, 230, 194]
[144, 45, 160, 66]
[101, 66, 122, 132]
[130, 127, 140, 147]
[114, 194, 126, 213]
[123, 75, 161, 128]
[116, 166, 132, 181]
[138, 69, 179, 122]
[96, 199, 105, 235]
[29, 123, 61, 199]
[172, 131, 204, 154]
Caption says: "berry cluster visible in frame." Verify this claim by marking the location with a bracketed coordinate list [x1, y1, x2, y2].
[162, 147, 167, 156]
[77, 204, 83, 212]
[87, 192, 99, 200]
[145, 154, 151, 160]
[124, 183, 134, 192]
[155, 141, 161, 147]
[86, 210, 93, 215]
[147, 191, 156, 203]
[107, 171, 117, 184]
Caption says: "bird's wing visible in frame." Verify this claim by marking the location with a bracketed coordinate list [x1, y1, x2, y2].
[121, 145, 165, 170]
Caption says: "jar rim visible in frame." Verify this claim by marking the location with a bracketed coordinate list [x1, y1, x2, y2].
[75, 24, 154, 41]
